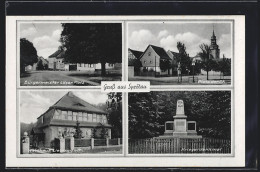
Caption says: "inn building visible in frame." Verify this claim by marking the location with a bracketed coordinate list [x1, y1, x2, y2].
[32, 92, 111, 148]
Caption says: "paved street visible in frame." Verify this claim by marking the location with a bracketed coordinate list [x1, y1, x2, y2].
[20, 70, 122, 86]
[129, 75, 231, 85]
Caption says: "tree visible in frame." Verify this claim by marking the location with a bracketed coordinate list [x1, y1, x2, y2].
[60, 23, 122, 76]
[100, 125, 108, 139]
[218, 56, 231, 79]
[128, 92, 163, 139]
[176, 42, 192, 74]
[199, 44, 215, 80]
[37, 59, 44, 70]
[74, 121, 83, 139]
[160, 59, 171, 72]
[20, 38, 38, 74]
[107, 93, 122, 138]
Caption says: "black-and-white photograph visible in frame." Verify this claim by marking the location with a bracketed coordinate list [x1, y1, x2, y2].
[19, 22, 122, 86]
[19, 91, 122, 154]
[128, 22, 232, 85]
[128, 91, 231, 154]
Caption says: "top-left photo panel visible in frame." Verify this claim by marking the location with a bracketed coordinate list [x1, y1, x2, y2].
[18, 22, 123, 87]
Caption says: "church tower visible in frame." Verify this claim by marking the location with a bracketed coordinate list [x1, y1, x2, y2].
[209, 28, 220, 59]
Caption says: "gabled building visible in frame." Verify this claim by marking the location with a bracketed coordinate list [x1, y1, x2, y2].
[166, 50, 180, 75]
[48, 49, 65, 70]
[128, 48, 143, 66]
[139, 45, 172, 76]
[32, 92, 111, 148]
[48, 48, 118, 71]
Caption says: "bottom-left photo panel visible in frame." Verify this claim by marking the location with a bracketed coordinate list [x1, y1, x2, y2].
[18, 90, 123, 156]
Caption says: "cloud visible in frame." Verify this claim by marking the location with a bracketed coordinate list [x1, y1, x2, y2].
[158, 30, 169, 38]
[129, 29, 229, 57]
[52, 29, 62, 40]
[175, 32, 201, 44]
[218, 34, 231, 58]
[20, 27, 37, 38]
[38, 48, 58, 59]
[33, 35, 60, 49]
[32, 29, 62, 57]
[128, 29, 156, 51]
[160, 35, 178, 52]
[160, 32, 210, 56]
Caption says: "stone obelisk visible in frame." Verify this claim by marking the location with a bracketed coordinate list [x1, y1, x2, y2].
[173, 99, 188, 136]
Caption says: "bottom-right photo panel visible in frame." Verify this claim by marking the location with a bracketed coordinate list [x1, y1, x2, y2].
[128, 91, 231, 154]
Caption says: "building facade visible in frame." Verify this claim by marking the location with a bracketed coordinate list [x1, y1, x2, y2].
[48, 49, 119, 72]
[32, 92, 111, 148]
[139, 45, 172, 76]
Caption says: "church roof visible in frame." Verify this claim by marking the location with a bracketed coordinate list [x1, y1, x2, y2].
[51, 92, 107, 114]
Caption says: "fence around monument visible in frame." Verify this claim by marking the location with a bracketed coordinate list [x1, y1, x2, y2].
[128, 138, 231, 154]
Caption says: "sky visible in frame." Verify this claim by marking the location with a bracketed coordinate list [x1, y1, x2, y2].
[20, 91, 108, 123]
[20, 22, 63, 59]
[128, 22, 232, 58]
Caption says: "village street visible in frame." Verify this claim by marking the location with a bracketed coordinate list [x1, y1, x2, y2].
[20, 70, 122, 86]
[129, 75, 231, 85]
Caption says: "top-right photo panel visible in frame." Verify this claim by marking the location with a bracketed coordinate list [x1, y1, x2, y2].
[128, 21, 232, 85]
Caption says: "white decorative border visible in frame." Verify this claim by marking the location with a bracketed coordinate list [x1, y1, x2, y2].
[6, 15, 245, 167]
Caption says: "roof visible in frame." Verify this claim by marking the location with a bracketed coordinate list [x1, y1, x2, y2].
[149, 45, 172, 60]
[128, 48, 143, 59]
[51, 92, 107, 114]
[49, 49, 65, 59]
[169, 51, 179, 56]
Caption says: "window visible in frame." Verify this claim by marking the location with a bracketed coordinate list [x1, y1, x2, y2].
[150, 60, 152, 64]
[61, 111, 68, 120]
[102, 115, 107, 124]
[97, 115, 102, 123]
[88, 113, 93, 122]
[73, 112, 78, 121]
[83, 112, 88, 121]
[148, 52, 151, 56]
[88, 64, 94, 68]
[78, 112, 83, 121]
[93, 113, 97, 122]
[54, 109, 61, 119]
[144, 60, 146, 64]
[68, 111, 73, 120]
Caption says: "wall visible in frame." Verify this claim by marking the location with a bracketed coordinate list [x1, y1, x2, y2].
[128, 66, 134, 77]
[140, 46, 160, 68]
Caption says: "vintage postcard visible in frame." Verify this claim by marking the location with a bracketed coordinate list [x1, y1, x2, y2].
[6, 16, 245, 168]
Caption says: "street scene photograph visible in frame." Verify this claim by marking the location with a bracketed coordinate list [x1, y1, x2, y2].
[128, 91, 231, 154]
[128, 22, 232, 85]
[20, 91, 122, 154]
[20, 22, 122, 86]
